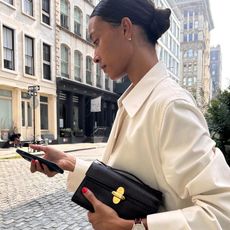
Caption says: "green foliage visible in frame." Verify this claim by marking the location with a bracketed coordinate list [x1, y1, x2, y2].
[205, 87, 230, 165]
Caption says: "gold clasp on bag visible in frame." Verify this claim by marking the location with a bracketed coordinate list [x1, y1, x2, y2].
[112, 187, 125, 204]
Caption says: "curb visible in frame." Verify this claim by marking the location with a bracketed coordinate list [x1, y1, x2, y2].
[0, 144, 106, 160]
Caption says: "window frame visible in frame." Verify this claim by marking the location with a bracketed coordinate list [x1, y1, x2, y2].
[86, 56, 93, 85]
[86, 14, 91, 42]
[0, 89, 12, 130]
[61, 44, 69, 78]
[23, 0, 34, 17]
[74, 6, 82, 36]
[42, 0, 50, 25]
[24, 35, 35, 76]
[96, 64, 102, 88]
[74, 50, 82, 81]
[42, 42, 51, 80]
[60, 0, 69, 29]
[3, 25, 15, 70]
[40, 96, 49, 130]
[3, 0, 14, 5]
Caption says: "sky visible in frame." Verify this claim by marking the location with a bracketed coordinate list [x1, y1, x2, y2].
[209, 0, 230, 90]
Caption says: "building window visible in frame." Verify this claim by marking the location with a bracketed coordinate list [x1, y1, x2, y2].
[86, 56, 93, 85]
[74, 7, 82, 36]
[42, 0, 50, 25]
[194, 33, 198, 41]
[105, 77, 110, 90]
[188, 49, 193, 58]
[183, 78, 187, 86]
[74, 50, 82, 81]
[43, 43, 51, 80]
[61, 44, 69, 78]
[183, 34, 187, 42]
[21, 101, 32, 128]
[96, 64, 102, 88]
[21, 92, 32, 128]
[194, 63, 197, 71]
[3, 26, 14, 70]
[24, 0, 33, 16]
[187, 77, 193, 86]
[60, 0, 69, 29]
[183, 64, 188, 72]
[86, 14, 91, 41]
[0, 89, 12, 130]
[40, 96, 48, 130]
[194, 21, 198, 29]
[3, 0, 13, 5]
[193, 76, 197, 84]
[188, 34, 193, 41]
[25, 35, 34, 75]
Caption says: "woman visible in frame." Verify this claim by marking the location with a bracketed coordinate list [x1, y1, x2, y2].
[30, 0, 230, 229]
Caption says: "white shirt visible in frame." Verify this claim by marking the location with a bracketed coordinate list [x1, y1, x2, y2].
[67, 62, 230, 229]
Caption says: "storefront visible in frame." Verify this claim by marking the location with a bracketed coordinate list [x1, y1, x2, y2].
[56, 78, 119, 143]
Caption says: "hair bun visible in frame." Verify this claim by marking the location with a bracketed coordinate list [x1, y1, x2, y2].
[150, 8, 171, 41]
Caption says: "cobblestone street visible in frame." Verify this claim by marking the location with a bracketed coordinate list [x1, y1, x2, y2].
[0, 147, 104, 229]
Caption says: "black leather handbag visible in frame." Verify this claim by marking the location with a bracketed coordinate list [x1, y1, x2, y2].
[71, 160, 163, 219]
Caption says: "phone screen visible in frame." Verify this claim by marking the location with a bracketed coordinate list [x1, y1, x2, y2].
[16, 149, 64, 174]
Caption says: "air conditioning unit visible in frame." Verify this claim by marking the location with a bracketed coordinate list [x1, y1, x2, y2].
[25, 66, 32, 75]
[4, 59, 13, 69]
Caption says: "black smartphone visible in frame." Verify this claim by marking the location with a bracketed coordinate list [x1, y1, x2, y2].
[16, 149, 64, 174]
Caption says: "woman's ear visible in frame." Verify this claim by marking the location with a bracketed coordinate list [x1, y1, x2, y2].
[120, 17, 133, 41]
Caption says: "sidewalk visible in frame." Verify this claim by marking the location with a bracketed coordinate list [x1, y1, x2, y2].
[0, 142, 107, 160]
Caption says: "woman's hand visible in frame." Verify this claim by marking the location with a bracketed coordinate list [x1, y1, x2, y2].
[29, 144, 76, 177]
[82, 187, 133, 230]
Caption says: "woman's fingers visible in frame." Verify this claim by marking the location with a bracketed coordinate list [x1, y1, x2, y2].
[30, 159, 56, 177]
[82, 187, 101, 210]
[30, 160, 44, 173]
[42, 163, 57, 177]
[29, 144, 47, 152]
[30, 159, 37, 173]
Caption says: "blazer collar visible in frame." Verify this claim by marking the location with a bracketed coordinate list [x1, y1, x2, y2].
[117, 61, 169, 118]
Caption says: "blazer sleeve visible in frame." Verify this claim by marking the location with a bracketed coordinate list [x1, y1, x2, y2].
[147, 99, 230, 230]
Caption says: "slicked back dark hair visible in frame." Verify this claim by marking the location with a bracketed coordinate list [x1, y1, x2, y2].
[91, 0, 171, 45]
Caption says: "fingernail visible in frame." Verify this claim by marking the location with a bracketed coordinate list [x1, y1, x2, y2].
[82, 187, 88, 194]
[31, 159, 35, 163]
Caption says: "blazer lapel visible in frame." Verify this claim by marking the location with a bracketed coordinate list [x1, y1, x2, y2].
[102, 107, 125, 163]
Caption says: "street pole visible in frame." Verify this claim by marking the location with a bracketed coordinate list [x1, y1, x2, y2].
[28, 85, 40, 144]
[33, 92, 36, 144]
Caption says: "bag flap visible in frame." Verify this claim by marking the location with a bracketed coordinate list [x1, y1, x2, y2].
[85, 161, 162, 206]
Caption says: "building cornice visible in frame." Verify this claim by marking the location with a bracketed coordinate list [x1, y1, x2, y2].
[57, 24, 94, 48]
[174, 0, 214, 30]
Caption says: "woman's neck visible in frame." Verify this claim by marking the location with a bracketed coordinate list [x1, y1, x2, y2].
[127, 46, 158, 86]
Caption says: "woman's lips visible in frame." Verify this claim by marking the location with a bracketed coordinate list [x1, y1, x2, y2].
[101, 65, 106, 71]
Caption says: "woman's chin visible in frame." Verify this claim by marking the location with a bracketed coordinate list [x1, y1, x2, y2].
[109, 73, 127, 81]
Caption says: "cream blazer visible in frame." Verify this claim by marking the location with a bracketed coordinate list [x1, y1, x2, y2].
[67, 62, 230, 229]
